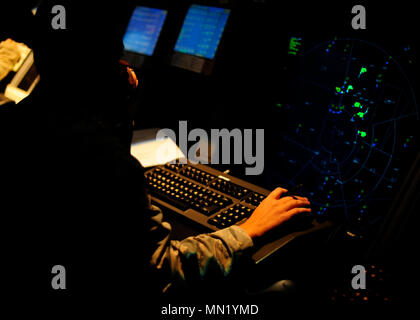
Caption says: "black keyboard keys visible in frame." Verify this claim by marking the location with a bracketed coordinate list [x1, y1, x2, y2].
[209, 178, 250, 199]
[178, 166, 216, 185]
[145, 168, 231, 216]
[164, 162, 186, 172]
[245, 192, 266, 207]
[208, 204, 253, 229]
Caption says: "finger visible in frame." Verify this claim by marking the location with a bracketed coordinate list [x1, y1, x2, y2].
[269, 187, 288, 200]
[128, 72, 137, 87]
[277, 196, 295, 204]
[284, 199, 310, 210]
[293, 196, 309, 201]
[129, 69, 139, 88]
[127, 68, 134, 79]
[287, 207, 312, 217]
[278, 196, 308, 205]
[127, 72, 134, 84]
[132, 70, 138, 82]
[134, 75, 139, 87]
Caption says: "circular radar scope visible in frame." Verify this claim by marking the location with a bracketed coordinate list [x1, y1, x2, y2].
[270, 38, 418, 231]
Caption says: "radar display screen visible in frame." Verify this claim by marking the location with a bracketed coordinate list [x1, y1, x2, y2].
[267, 38, 418, 234]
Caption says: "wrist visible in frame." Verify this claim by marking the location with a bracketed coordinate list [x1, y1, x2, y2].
[239, 222, 258, 239]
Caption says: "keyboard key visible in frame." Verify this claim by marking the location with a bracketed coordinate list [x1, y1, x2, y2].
[164, 163, 186, 172]
[207, 204, 254, 229]
[145, 168, 231, 216]
[209, 178, 250, 199]
[178, 166, 217, 185]
[245, 192, 266, 207]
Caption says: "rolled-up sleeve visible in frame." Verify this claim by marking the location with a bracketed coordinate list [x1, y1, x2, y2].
[146, 203, 253, 291]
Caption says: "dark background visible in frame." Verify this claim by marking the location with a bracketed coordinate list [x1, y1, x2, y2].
[1, 0, 419, 311]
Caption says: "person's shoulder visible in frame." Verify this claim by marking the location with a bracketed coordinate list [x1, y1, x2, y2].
[69, 123, 144, 179]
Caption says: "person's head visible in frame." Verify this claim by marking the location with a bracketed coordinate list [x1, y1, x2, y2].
[33, 1, 133, 87]
[32, 1, 135, 119]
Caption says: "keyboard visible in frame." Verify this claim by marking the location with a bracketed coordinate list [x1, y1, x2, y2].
[145, 162, 332, 262]
[145, 163, 270, 230]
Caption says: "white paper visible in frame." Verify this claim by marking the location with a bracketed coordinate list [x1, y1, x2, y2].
[130, 137, 186, 168]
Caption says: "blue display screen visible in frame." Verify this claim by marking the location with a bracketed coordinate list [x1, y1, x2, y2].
[174, 5, 230, 59]
[123, 6, 167, 56]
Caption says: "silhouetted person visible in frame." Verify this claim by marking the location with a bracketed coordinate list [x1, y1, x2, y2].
[1, 2, 311, 316]
[1, 1, 149, 313]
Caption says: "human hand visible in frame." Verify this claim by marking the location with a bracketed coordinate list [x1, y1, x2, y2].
[239, 188, 311, 239]
[126, 66, 138, 88]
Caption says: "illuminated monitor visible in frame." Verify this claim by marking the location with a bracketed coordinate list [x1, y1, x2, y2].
[123, 6, 167, 56]
[174, 5, 230, 59]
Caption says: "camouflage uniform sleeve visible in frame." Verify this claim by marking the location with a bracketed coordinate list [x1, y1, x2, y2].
[0, 39, 21, 81]
[147, 203, 254, 291]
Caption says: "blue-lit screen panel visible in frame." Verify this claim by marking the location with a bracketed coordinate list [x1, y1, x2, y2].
[174, 5, 230, 59]
[123, 6, 167, 56]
